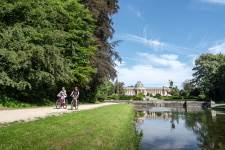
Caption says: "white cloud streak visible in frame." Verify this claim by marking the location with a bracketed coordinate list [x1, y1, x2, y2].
[128, 6, 144, 20]
[200, 0, 225, 5]
[208, 41, 225, 54]
[116, 31, 192, 55]
[122, 34, 166, 48]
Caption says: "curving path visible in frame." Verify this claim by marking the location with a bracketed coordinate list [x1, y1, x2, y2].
[0, 103, 117, 124]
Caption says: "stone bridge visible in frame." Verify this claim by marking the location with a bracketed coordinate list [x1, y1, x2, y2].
[106, 100, 204, 108]
[211, 104, 225, 108]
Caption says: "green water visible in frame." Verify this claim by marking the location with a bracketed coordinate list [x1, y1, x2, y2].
[136, 107, 225, 150]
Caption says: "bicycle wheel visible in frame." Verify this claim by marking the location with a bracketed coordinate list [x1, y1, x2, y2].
[71, 100, 74, 110]
[63, 99, 68, 109]
[56, 99, 61, 109]
[75, 100, 78, 110]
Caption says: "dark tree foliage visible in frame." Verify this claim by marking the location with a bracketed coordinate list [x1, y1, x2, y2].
[214, 64, 225, 101]
[114, 79, 124, 95]
[192, 53, 225, 101]
[80, 0, 121, 102]
[182, 80, 201, 97]
[0, 0, 96, 102]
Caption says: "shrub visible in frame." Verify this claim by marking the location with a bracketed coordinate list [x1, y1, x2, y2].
[96, 93, 106, 102]
[154, 94, 161, 99]
[135, 93, 144, 100]
[119, 95, 133, 100]
[0, 97, 32, 108]
[107, 94, 119, 100]
[0, 96, 53, 108]
[198, 94, 206, 101]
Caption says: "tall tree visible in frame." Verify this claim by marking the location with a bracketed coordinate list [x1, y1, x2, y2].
[80, 0, 121, 102]
[214, 64, 225, 101]
[169, 80, 174, 88]
[95, 80, 114, 101]
[192, 53, 225, 101]
[114, 79, 124, 95]
[182, 79, 200, 97]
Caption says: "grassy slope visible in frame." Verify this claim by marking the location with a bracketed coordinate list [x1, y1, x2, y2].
[0, 104, 138, 150]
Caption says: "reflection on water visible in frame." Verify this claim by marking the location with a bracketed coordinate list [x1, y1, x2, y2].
[136, 106, 225, 150]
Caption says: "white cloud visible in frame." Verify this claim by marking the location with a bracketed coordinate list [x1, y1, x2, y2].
[116, 32, 191, 55]
[200, 0, 225, 5]
[137, 53, 184, 69]
[208, 41, 225, 54]
[122, 34, 166, 48]
[128, 6, 144, 20]
[117, 53, 193, 87]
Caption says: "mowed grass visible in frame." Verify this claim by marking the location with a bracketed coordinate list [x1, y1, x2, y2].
[0, 104, 138, 150]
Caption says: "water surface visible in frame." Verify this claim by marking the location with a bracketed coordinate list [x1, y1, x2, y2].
[136, 106, 225, 150]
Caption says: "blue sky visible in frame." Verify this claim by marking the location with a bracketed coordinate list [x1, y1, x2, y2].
[112, 0, 225, 88]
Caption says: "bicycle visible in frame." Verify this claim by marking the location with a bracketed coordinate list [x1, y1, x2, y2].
[56, 98, 68, 109]
[71, 97, 78, 110]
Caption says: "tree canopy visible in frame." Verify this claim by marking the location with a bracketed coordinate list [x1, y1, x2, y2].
[0, 0, 97, 101]
[80, 0, 120, 102]
[192, 53, 225, 101]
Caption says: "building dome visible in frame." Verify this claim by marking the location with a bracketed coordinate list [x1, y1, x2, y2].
[135, 81, 144, 89]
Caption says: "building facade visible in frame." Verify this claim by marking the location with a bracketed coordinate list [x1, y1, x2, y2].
[124, 81, 170, 96]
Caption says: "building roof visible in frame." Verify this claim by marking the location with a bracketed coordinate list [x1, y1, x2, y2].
[125, 81, 169, 90]
[135, 81, 144, 88]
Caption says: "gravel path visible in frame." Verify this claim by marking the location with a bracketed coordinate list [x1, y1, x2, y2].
[0, 103, 117, 124]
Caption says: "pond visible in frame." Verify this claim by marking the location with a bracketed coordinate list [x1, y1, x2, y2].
[135, 106, 225, 150]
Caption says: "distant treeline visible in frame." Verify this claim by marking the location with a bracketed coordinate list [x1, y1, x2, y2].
[161, 53, 225, 102]
[0, 0, 120, 103]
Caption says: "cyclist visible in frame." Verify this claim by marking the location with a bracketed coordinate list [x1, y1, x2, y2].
[57, 87, 67, 104]
[70, 86, 79, 109]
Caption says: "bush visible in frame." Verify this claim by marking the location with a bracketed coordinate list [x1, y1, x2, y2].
[96, 94, 106, 102]
[0, 97, 32, 108]
[97, 96, 105, 102]
[198, 94, 206, 101]
[107, 94, 119, 100]
[0, 96, 53, 108]
[119, 95, 133, 100]
[154, 94, 161, 99]
[132, 96, 142, 101]
[133, 93, 144, 101]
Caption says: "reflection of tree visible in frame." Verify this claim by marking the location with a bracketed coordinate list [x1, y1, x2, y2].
[184, 111, 225, 150]
[155, 112, 162, 117]
[170, 112, 179, 129]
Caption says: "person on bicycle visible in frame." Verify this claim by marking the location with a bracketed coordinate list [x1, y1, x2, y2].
[57, 87, 67, 104]
[70, 87, 79, 108]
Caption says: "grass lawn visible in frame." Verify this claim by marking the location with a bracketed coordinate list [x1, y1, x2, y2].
[0, 104, 140, 150]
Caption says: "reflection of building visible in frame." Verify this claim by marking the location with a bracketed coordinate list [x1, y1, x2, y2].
[136, 111, 173, 123]
[124, 81, 170, 96]
[145, 111, 172, 120]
